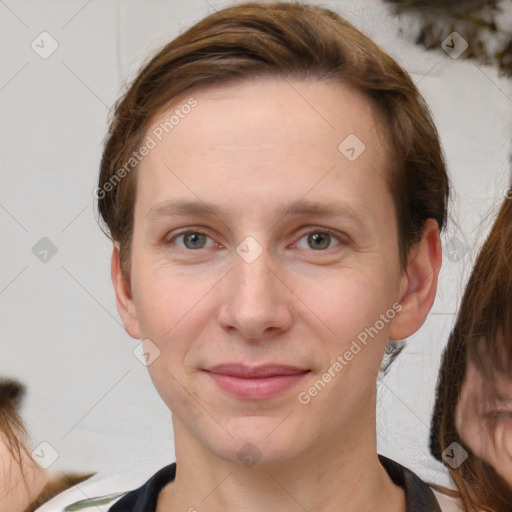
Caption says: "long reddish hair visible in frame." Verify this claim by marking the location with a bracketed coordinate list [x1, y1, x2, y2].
[431, 195, 512, 511]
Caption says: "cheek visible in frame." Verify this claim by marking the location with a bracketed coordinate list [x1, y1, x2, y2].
[298, 269, 400, 380]
[147, 360, 196, 409]
[497, 422, 512, 463]
[131, 266, 218, 392]
[478, 422, 512, 490]
[131, 255, 210, 339]
[325, 266, 399, 331]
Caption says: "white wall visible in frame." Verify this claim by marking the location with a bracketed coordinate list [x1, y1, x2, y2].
[1, 0, 511, 487]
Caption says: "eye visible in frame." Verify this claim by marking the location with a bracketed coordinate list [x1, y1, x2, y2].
[168, 231, 218, 250]
[483, 408, 512, 424]
[295, 229, 343, 251]
[493, 407, 512, 422]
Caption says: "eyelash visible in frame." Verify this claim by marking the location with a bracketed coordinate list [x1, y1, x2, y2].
[487, 410, 512, 421]
[164, 227, 346, 252]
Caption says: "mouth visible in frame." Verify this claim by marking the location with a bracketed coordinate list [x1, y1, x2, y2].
[204, 363, 310, 378]
[203, 364, 311, 399]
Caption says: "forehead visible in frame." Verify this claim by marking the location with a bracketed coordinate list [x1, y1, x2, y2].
[136, 77, 391, 218]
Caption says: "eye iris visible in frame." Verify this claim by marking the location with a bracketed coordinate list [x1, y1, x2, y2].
[308, 232, 330, 250]
[184, 233, 206, 249]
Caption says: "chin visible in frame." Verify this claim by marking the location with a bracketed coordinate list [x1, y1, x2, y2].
[208, 417, 304, 467]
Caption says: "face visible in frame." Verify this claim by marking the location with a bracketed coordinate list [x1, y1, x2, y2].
[114, 77, 438, 466]
[456, 353, 512, 488]
[0, 437, 50, 511]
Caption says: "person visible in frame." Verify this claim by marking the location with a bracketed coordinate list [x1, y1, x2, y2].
[83, 1, 455, 510]
[430, 194, 512, 512]
[0, 378, 92, 511]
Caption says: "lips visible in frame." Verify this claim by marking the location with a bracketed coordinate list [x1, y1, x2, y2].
[203, 363, 310, 399]
[204, 363, 309, 378]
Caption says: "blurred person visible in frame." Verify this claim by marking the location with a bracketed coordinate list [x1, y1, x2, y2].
[0, 378, 92, 512]
[431, 195, 512, 512]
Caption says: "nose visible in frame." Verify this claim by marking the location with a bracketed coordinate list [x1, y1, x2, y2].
[216, 248, 294, 341]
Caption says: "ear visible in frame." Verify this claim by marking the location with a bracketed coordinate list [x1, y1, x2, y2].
[111, 245, 141, 339]
[389, 218, 442, 340]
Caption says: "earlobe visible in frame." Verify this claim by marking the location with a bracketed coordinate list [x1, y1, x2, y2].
[111, 245, 141, 339]
[389, 219, 442, 341]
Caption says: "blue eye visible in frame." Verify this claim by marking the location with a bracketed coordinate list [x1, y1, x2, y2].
[296, 230, 341, 251]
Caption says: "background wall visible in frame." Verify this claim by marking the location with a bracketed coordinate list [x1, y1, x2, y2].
[1, 0, 511, 488]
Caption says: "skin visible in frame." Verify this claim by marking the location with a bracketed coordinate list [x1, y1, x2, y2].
[112, 77, 442, 512]
[0, 437, 50, 512]
[456, 356, 512, 489]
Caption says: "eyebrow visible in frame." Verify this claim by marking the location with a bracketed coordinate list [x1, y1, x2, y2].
[146, 199, 367, 224]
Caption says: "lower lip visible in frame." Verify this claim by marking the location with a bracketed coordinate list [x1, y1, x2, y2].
[205, 371, 310, 399]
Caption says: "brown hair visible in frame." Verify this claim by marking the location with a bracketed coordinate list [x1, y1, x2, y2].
[430, 195, 512, 512]
[0, 378, 29, 472]
[97, 0, 449, 286]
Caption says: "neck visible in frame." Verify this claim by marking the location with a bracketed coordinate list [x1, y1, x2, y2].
[157, 408, 405, 512]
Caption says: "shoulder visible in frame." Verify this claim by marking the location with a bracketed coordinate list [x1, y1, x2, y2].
[107, 463, 176, 511]
[37, 459, 466, 512]
[378, 455, 463, 512]
[33, 464, 175, 512]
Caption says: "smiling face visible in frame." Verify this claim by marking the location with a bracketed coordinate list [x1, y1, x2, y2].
[112, 77, 439, 466]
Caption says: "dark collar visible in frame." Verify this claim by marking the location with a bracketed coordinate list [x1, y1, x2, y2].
[378, 455, 442, 512]
[109, 455, 442, 511]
